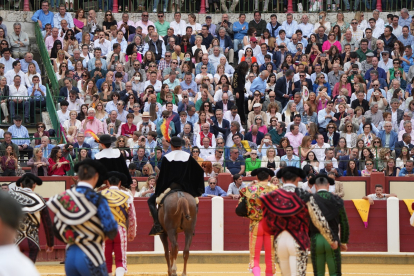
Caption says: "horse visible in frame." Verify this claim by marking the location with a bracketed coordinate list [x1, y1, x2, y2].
[158, 191, 197, 276]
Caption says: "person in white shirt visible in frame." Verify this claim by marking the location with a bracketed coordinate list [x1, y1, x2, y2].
[169, 12, 187, 37]
[313, 134, 331, 162]
[373, 9, 385, 33]
[93, 30, 111, 57]
[5, 60, 27, 87]
[378, 50, 393, 71]
[223, 107, 245, 134]
[298, 15, 314, 38]
[0, 48, 15, 72]
[57, 100, 70, 124]
[144, 71, 163, 92]
[391, 15, 403, 37]
[199, 138, 214, 160]
[9, 75, 29, 121]
[0, 192, 40, 276]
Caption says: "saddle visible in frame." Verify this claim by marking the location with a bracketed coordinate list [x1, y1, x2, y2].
[156, 184, 199, 207]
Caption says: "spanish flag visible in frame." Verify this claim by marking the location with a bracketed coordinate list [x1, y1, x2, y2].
[352, 199, 371, 228]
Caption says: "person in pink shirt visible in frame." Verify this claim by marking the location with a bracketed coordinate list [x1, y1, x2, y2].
[284, 124, 304, 155]
[121, 113, 137, 138]
[134, 12, 155, 35]
[81, 108, 104, 135]
[45, 27, 64, 50]
[117, 13, 135, 35]
[322, 32, 342, 53]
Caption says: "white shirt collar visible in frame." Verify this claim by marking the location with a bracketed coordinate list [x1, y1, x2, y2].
[77, 181, 93, 189]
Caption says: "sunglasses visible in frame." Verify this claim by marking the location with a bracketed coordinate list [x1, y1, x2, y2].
[158, 15, 164, 18]
[165, 55, 171, 57]
[82, 74, 88, 77]
[106, 14, 111, 16]
[269, 96, 275, 98]
[182, 40, 188, 42]
[171, 62, 178, 64]
[328, 126, 334, 129]
[117, 103, 122, 106]
[209, 182, 216, 185]
[192, 150, 199, 153]
[366, 163, 373, 165]
[150, 65, 156, 67]
[202, 67, 207, 69]
[218, 151, 224, 153]
[142, 14, 149, 17]
[38, 125, 45, 128]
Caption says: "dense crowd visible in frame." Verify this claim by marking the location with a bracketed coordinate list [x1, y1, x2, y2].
[1, 3, 414, 187]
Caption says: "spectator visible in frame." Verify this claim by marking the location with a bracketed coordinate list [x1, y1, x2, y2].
[72, 132, 91, 158]
[8, 23, 29, 59]
[226, 147, 245, 175]
[327, 172, 345, 198]
[27, 147, 49, 176]
[0, 144, 17, 176]
[32, 1, 54, 30]
[138, 176, 156, 197]
[285, 124, 304, 155]
[363, 184, 397, 204]
[245, 149, 261, 176]
[34, 136, 55, 159]
[280, 145, 300, 168]
[47, 146, 70, 176]
[227, 174, 247, 199]
[202, 177, 227, 197]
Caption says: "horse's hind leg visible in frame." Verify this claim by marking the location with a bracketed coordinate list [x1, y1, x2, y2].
[160, 233, 171, 276]
[168, 230, 179, 276]
[182, 230, 194, 276]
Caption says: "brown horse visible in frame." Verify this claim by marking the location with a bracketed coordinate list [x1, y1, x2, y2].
[158, 191, 197, 276]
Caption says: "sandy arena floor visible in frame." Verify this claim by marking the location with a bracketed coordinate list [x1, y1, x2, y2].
[36, 263, 414, 276]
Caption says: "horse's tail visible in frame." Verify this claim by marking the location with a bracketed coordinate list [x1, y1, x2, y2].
[175, 197, 191, 221]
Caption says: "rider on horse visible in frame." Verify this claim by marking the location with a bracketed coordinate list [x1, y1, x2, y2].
[148, 136, 205, 236]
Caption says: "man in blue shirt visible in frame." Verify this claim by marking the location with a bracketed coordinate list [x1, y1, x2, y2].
[250, 71, 269, 97]
[19, 53, 41, 74]
[401, 45, 414, 73]
[225, 147, 245, 175]
[399, 8, 411, 29]
[398, 26, 413, 46]
[180, 72, 197, 97]
[399, 160, 414, 176]
[256, 43, 272, 66]
[202, 177, 227, 197]
[53, 5, 74, 29]
[8, 116, 32, 159]
[232, 14, 248, 56]
[280, 146, 300, 168]
[28, 76, 46, 123]
[318, 101, 336, 129]
[31, 0, 54, 30]
[35, 136, 57, 158]
[281, 13, 299, 39]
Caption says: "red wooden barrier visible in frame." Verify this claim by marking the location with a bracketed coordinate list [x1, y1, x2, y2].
[344, 200, 387, 252]
[399, 201, 414, 252]
[223, 199, 249, 251]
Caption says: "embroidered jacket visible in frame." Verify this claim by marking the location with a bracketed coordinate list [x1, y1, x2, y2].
[239, 181, 278, 227]
[9, 188, 54, 248]
[47, 185, 118, 267]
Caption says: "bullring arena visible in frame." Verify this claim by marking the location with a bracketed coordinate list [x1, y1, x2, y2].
[6, 173, 414, 276]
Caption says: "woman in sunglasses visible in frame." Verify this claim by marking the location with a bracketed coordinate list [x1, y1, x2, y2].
[387, 58, 405, 84]
[103, 12, 117, 35]
[361, 159, 376, 177]
[191, 146, 204, 165]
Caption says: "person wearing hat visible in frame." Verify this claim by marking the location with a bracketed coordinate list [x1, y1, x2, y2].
[95, 134, 132, 187]
[47, 159, 118, 276]
[100, 172, 136, 276]
[0, 191, 40, 276]
[259, 167, 337, 276]
[360, 52, 375, 76]
[8, 173, 54, 263]
[137, 112, 156, 137]
[148, 136, 204, 236]
[308, 174, 349, 276]
[235, 167, 278, 276]
[247, 101, 268, 130]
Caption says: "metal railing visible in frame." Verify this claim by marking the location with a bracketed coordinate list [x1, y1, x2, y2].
[5, 0, 411, 13]
[34, 23, 59, 95]
[34, 23, 75, 175]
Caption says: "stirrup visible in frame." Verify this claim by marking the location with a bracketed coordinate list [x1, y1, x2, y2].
[149, 224, 164, 236]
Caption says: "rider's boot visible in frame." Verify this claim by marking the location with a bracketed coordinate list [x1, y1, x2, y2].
[148, 202, 164, 236]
